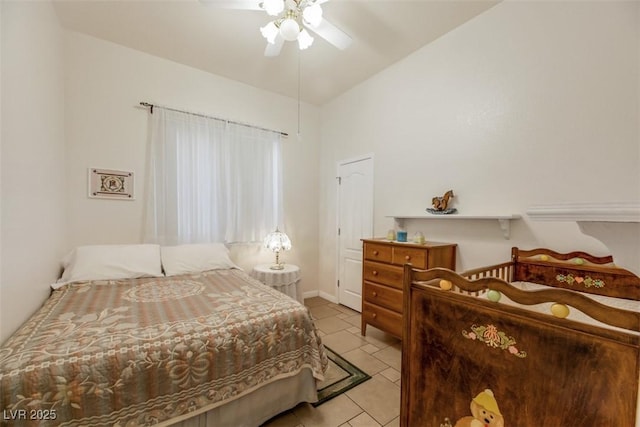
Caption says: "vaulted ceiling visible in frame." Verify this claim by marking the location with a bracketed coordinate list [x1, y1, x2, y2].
[53, 0, 500, 105]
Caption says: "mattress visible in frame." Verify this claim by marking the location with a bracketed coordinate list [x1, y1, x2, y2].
[495, 280, 640, 333]
[0, 269, 327, 426]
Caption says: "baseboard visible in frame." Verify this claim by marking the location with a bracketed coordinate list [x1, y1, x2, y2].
[303, 290, 319, 300]
[302, 290, 339, 304]
[318, 290, 339, 304]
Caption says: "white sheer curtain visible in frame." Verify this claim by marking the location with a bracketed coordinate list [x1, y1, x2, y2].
[144, 108, 283, 245]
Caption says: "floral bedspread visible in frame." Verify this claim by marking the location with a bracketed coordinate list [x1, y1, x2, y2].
[0, 270, 327, 426]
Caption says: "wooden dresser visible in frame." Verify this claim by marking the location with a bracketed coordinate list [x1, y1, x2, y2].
[361, 238, 457, 338]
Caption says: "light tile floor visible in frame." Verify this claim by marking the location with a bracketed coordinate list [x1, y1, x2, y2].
[261, 297, 402, 427]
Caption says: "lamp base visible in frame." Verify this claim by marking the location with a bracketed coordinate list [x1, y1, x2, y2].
[270, 251, 285, 270]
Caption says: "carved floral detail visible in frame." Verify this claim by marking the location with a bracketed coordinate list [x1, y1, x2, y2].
[556, 274, 605, 288]
[462, 324, 527, 358]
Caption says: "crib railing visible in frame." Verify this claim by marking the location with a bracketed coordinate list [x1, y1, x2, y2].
[455, 262, 514, 296]
[462, 261, 514, 281]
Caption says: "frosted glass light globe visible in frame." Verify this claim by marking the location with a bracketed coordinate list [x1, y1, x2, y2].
[297, 29, 314, 50]
[302, 4, 323, 27]
[279, 18, 300, 41]
[260, 21, 279, 44]
[263, 0, 284, 16]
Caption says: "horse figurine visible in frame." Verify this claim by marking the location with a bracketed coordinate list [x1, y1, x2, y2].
[432, 190, 454, 211]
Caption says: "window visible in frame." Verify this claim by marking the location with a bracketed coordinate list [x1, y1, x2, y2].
[144, 108, 283, 245]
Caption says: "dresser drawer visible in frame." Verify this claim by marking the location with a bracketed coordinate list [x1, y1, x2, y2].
[362, 302, 403, 338]
[364, 243, 392, 263]
[363, 261, 403, 289]
[363, 281, 403, 313]
[392, 246, 428, 269]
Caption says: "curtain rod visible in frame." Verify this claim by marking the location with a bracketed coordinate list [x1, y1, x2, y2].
[139, 102, 289, 138]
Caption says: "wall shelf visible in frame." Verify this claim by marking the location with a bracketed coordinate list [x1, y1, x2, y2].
[526, 202, 640, 222]
[386, 214, 521, 239]
[526, 202, 640, 275]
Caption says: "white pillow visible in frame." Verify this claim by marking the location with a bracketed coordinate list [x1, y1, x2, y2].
[54, 244, 163, 288]
[161, 243, 238, 276]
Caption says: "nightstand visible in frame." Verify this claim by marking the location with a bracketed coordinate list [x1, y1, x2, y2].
[251, 264, 303, 304]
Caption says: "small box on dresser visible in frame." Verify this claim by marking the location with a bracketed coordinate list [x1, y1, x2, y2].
[361, 238, 457, 338]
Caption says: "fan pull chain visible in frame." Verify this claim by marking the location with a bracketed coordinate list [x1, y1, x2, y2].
[297, 49, 301, 138]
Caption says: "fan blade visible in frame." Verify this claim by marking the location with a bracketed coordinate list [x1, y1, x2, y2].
[304, 18, 352, 50]
[264, 35, 285, 57]
[199, 0, 262, 10]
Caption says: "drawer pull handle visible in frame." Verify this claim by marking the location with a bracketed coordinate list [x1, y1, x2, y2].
[372, 291, 377, 297]
[373, 250, 379, 255]
[405, 255, 411, 260]
[372, 313, 377, 318]
[372, 271, 378, 276]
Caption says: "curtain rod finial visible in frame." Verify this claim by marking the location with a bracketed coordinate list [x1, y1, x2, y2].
[140, 102, 154, 114]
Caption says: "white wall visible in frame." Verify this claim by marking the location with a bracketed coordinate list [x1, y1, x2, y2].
[319, 1, 640, 297]
[63, 32, 321, 294]
[1, 1, 67, 342]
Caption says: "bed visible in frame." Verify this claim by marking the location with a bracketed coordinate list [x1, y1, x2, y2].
[0, 244, 327, 426]
[400, 247, 640, 427]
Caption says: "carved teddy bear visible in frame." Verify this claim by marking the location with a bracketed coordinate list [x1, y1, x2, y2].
[454, 389, 504, 427]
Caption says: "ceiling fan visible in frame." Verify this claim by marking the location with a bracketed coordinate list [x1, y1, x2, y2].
[202, 0, 352, 57]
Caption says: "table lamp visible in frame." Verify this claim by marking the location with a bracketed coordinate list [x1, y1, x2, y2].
[263, 227, 292, 270]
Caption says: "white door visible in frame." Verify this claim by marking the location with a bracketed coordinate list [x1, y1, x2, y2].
[337, 156, 373, 312]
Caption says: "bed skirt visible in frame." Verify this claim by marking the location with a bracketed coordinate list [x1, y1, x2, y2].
[169, 369, 316, 427]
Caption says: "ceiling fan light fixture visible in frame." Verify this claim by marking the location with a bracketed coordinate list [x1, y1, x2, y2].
[298, 28, 314, 49]
[260, 21, 279, 44]
[262, 0, 285, 16]
[279, 17, 300, 41]
[302, 3, 323, 27]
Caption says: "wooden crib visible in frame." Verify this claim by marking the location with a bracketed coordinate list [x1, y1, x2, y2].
[400, 247, 640, 426]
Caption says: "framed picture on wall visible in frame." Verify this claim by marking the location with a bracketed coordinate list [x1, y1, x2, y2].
[88, 168, 134, 200]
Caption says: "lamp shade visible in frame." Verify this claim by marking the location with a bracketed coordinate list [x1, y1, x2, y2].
[263, 228, 292, 253]
[263, 228, 292, 270]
